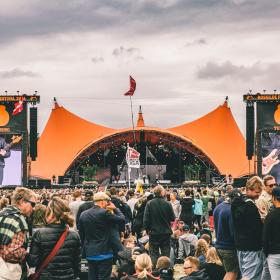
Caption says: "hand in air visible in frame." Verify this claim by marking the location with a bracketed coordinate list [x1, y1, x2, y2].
[0, 149, 6, 156]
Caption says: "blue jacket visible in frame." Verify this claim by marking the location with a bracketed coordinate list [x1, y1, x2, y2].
[213, 201, 235, 250]
[78, 205, 125, 260]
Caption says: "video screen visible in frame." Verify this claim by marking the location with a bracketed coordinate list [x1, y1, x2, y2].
[0, 134, 22, 186]
[261, 131, 280, 184]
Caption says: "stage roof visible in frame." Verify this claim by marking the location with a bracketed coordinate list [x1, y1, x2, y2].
[31, 100, 251, 179]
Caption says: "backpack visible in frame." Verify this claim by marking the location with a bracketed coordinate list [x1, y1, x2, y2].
[231, 194, 254, 221]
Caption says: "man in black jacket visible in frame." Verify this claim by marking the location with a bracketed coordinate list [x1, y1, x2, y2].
[143, 185, 175, 267]
[78, 192, 125, 280]
[263, 187, 280, 279]
[231, 176, 264, 280]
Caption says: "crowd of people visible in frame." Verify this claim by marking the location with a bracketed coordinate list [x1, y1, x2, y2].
[0, 174, 279, 280]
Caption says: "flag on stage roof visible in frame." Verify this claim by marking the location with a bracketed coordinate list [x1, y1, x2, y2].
[12, 101, 24, 116]
[124, 76, 136, 96]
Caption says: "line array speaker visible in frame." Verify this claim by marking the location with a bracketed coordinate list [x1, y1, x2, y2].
[246, 103, 255, 160]
[29, 107, 37, 160]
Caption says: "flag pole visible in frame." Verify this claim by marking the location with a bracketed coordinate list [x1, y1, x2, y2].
[129, 95, 137, 145]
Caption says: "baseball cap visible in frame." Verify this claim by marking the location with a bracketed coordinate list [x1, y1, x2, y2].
[272, 187, 280, 199]
[183, 224, 190, 231]
[93, 192, 111, 202]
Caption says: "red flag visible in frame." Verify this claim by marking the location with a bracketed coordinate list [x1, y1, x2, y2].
[124, 76, 136, 96]
[12, 101, 24, 116]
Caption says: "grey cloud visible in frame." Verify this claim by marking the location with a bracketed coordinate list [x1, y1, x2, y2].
[185, 38, 207, 47]
[197, 61, 264, 80]
[112, 46, 144, 63]
[0, 1, 279, 44]
[91, 57, 104, 64]
[0, 68, 39, 79]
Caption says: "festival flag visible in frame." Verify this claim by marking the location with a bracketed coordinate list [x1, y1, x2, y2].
[126, 146, 140, 168]
[12, 101, 24, 116]
[124, 76, 136, 96]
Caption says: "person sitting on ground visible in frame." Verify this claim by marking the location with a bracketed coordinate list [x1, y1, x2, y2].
[199, 234, 211, 247]
[180, 256, 211, 280]
[194, 239, 209, 265]
[196, 222, 212, 244]
[177, 224, 198, 260]
[200, 247, 225, 280]
[153, 256, 173, 280]
[118, 238, 143, 278]
[121, 253, 159, 280]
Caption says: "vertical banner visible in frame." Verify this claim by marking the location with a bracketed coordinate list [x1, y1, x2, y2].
[261, 131, 280, 184]
[0, 134, 22, 185]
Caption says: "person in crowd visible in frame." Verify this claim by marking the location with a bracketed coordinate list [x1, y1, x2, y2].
[256, 175, 276, 280]
[180, 256, 211, 280]
[78, 191, 125, 280]
[0, 187, 36, 280]
[28, 196, 81, 280]
[179, 189, 195, 227]
[199, 234, 211, 247]
[132, 194, 151, 240]
[231, 176, 264, 280]
[76, 190, 94, 226]
[127, 190, 139, 214]
[214, 189, 240, 280]
[121, 253, 158, 280]
[170, 192, 181, 219]
[200, 247, 225, 280]
[201, 190, 210, 223]
[263, 187, 280, 279]
[143, 185, 175, 267]
[196, 222, 212, 244]
[153, 256, 173, 280]
[194, 239, 209, 265]
[117, 238, 143, 278]
[0, 197, 9, 210]
[69, 189, 85, 228]
[193, 194, 203, 230]
[178, 224, 198, 260]
[32, 203, 47, 230]
[256, 175, 276, 220]
[217, 188, 226, 205]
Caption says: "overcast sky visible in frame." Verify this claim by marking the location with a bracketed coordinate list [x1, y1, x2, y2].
[1, 0, 279, 135]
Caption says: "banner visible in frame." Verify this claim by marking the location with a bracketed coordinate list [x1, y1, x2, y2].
[257, 102, 280, 130]
[126, 147, 140, 168]
[261, 131, 280, 184]
[0, 134, 22, 186]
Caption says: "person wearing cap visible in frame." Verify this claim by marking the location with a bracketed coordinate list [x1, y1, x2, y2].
[263, 187, 280, 279]
[177, 224, 198, 260]
[78, 191, 125, 280]
[76, 190, 94, 227]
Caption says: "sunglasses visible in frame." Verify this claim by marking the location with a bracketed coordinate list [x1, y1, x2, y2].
[183, 266, 192, 269]
[24, 199, 36, 208]
[267, 184, 277, 188]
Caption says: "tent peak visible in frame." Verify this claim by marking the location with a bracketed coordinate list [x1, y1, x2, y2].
[222, 96, 229, 108]
[53, 97, 60, 109]
[137, 105, 145, 127]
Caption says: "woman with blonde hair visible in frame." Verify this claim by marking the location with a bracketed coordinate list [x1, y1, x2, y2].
[28, 196, 81, 280]
[194, 239, 209, 264]
[200, 247, 225, 280]
[122, 253, 158, 279]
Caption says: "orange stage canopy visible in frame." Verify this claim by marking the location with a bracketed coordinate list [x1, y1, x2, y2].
[31, 100, 251, 179]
